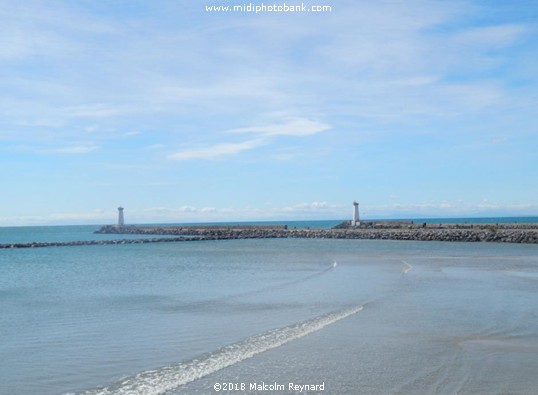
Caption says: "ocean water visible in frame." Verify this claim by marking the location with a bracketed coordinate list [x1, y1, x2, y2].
[1, 223, 538, 394]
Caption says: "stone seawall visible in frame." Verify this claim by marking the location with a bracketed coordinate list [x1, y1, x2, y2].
[0, 236, 210, 249]
[95, 224, 538, 244]
[3, 224, 537, 249]
[95, 224, 288, 234]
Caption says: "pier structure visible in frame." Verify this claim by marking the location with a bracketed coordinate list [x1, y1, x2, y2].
[352, 201, 360, 227]
[117, 207, 124, 227]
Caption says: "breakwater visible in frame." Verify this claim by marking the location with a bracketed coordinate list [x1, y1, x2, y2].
[0, 236, 210, 249]
[2, 223, 537, 249]
[94, 223, 538, 244]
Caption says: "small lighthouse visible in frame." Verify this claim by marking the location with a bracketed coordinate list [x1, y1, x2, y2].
[352, 201, 360, 227]
[117, 207, 124, 228]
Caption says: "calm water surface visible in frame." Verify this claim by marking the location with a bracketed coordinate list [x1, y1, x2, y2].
[1, 225, 537, 394]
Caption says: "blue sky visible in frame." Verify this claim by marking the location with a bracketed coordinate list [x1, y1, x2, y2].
[1, 0, 537, 225]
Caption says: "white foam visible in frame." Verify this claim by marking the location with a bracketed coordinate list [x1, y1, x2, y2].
[76, 305, 363, 395]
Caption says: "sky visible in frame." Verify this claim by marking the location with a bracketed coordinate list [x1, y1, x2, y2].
[1, 0, 537, 226]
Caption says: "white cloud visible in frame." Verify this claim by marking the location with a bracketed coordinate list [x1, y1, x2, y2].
[0, 209, 114, 226]
[452, 24, 526, 48]
[15, 119, 65, 128]
[108, 201, 538, 223]
[145, 206, 216, 214]
[2, 200, 537, 226]
[168, 139, 266, 160]
[283, 201, 332, 211]
[62, 104, 129, 119]
[148, 144, 166, 150]
[49, 144, 100, 154]
[364, 200, 538, 218]
[12, 144, 100, 155]
[140, 202, 344, 222]
[441, 83, 503, 110]
[230, 118, 331, 137]
[0, 3, 117, 61]
[167, 117, 330, 161]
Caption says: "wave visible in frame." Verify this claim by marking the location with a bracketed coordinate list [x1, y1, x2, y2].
[231, 261, 338, 299]
[153, 261, 339, 314]
[73, 305, 363, 395]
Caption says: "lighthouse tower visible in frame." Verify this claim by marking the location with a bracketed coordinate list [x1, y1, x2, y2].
[352, 201, 360, 227]
[117, 207, 124, 228]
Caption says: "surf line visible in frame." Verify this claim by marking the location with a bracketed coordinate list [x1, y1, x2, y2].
[401, 260, 413, 274]
[76, 305, 363, 395]
[224, 261, 338, 302]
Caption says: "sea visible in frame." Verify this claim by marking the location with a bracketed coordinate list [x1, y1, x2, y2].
[1, 218, 538, 395]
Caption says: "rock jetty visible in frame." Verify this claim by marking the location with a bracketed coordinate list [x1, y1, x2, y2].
[0, 236, 209, 249]
[94, 223, 538, 244]
[3, 223, 537, 250]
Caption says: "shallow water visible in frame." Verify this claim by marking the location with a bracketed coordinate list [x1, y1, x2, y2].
[1, 226, 537, 394]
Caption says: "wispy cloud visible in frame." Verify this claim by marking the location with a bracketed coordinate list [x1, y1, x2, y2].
[168, 138, 266, 160]
[62, 104, 130, 119]
[137, 202, 345, 222]
[13, 144, 100, 155]
[230, 117, 331, 137]
[145, 206, 217, 214]
[167, 117, 331, 161]
[282, 201, 333, 212]
[2, 199, 537, 226]
[365, 200, 538, 218]
[47, 144, 100, 154]
[452, 24, 526, 48]
[0, 209, 114, 226]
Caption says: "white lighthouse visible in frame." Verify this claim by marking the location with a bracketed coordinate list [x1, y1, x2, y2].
[117, 207, 124, 228]
[352, 201, 360, 227]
